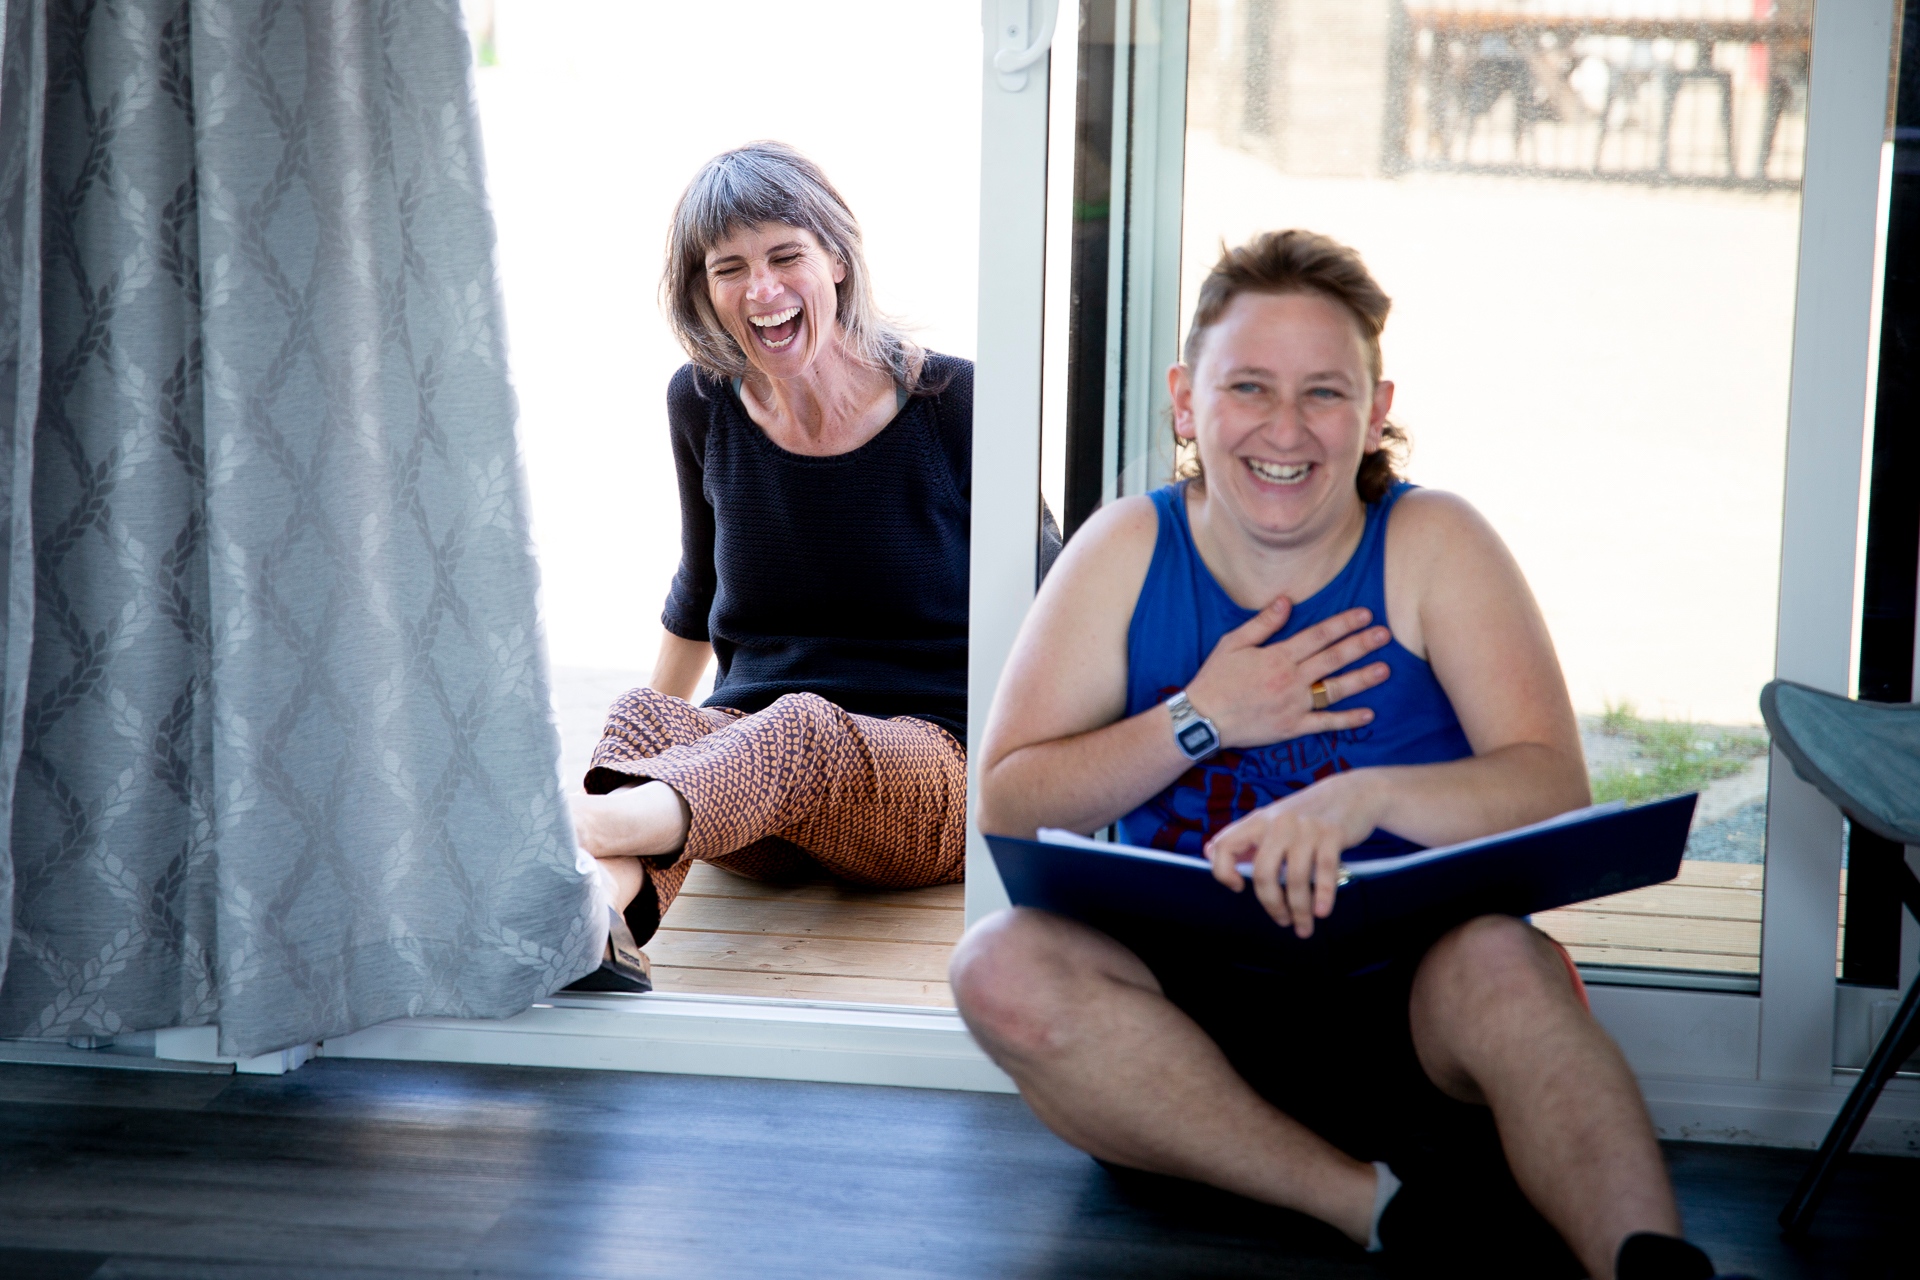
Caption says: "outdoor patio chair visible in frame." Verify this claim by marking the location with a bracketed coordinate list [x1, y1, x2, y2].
[1755, 40, 1812, 185]
[1760, 679, 1920, 1235]
[1593, 39, 1736, 180]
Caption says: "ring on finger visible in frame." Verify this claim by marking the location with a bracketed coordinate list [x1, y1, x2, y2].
[1309, 679, 1331, 712]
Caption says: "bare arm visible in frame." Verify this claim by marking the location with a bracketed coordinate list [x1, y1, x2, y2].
[976, 499, 1167, 836]
[649, 632, 713, 702]
[1349, 489, 1588, 842]
[978, 499, 1391, 837]
[1206, 491, 1588, 935]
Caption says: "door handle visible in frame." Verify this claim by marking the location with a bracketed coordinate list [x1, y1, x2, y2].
[993, 0, 1060, 92]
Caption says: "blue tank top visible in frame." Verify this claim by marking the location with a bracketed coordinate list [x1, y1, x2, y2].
[1119, 481, 1473, 860]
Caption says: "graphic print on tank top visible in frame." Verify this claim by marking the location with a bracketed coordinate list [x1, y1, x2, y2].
[1119, 482, 1473, 860]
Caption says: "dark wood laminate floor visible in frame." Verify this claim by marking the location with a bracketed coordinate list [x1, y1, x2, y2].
[0, 1059, 1908, 1279]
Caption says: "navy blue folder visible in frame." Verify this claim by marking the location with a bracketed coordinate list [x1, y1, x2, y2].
[984, 794, 1697, 974]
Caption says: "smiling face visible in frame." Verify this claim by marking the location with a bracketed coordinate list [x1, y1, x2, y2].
[1170, 290, 1393, 545]
[704, 222, 846, 380]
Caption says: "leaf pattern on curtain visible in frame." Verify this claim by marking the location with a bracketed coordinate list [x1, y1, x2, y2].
[0, 0, 601, 1058]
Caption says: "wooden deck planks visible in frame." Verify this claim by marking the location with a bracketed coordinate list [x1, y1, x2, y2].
[1543, 946, 1763, 974]
[1566, 882, 1763, 921]
[674, 868, 965, 910]
[652, 857, 1833, 999]
[1535, 860, 1849, 976]
[658, 895, 964, 944]
[648, 863, 965, 1006]
[1535, 859, 1765, 972]
[645, 966, 956, 1005]
[647, 930, 954, 982]
[1540, 911, 1760, 956]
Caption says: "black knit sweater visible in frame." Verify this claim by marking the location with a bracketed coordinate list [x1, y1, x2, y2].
[661, 355, 972, 741]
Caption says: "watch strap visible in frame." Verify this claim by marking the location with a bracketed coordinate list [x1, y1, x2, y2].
[1165, 690, 1221, 761]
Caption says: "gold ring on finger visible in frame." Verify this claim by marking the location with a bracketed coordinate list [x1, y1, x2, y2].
[1310, 679, 1331, 711]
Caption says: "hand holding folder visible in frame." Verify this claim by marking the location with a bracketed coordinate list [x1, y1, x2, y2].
[984, 794, 1697, 975]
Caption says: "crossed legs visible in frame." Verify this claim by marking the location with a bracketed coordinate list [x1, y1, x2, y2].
[949, 909, 1677, 1279]
[572, 687, 967, 931]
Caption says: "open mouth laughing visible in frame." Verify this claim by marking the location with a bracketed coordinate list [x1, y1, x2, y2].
[1244, 457, 1313, 486]
[748, 305, 802, 351]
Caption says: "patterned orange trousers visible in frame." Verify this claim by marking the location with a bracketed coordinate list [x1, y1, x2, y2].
[585, 688, 968, 940]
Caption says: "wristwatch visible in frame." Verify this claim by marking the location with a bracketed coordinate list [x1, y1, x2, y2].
[1165, 690, 1221, 761]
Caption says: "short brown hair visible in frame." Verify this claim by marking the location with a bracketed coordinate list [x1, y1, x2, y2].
[1176, 230, 1408, 502]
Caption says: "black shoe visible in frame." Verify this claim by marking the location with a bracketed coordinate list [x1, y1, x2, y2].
[562, 905, 653, 993]
[1616, 1232, 1756, 1280]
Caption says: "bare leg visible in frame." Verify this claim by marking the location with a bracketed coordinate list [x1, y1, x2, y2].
[950, 909, 1378, 1244]
[1410, 915, 1680, 1279]
[572, 782, 691, 913]
[574, 686, 730, 923]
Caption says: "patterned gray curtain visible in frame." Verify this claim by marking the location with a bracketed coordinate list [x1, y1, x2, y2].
[0, 0, 602, 1058]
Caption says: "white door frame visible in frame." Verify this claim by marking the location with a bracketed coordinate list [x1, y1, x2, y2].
[223, 3, 1920, 1151]
[1103, 0, 1190, 500]
[964, 0, 1057, 924]
[1756, 0, 1898, 1088]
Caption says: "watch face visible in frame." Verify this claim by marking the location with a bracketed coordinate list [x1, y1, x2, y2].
[1177, 720, 1217, 757]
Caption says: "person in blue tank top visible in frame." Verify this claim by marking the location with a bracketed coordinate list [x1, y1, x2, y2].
[950, 233, 1741, 1280]
[1115, 479, 1471, 861]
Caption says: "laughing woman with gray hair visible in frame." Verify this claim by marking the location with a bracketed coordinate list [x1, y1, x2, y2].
[564, 142, 983, 990]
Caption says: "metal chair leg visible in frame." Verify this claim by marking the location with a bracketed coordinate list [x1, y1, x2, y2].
[1713, 70, 1734, 180]
[1756, 73, 1790, 182]
[1780, 970, 1920, 1235]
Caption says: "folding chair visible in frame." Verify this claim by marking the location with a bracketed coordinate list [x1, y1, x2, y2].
[1760, 679, 1920, 1235]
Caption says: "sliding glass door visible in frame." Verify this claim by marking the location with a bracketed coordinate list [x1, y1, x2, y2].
[1068, 0, 1815, 988]
[972, 0, 1902, 1095]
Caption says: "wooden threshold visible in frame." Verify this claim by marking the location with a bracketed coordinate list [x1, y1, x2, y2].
[649, 863, 964, 1007]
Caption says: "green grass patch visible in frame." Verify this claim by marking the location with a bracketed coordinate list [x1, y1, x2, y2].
[1598, 697, 1640, 737]
[1590, 705, 1768, 805]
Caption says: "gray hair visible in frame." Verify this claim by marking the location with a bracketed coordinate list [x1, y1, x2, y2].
[662, 141, 929, 391]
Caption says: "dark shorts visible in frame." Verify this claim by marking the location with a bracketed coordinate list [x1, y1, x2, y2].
[1138, 945, 1500, 1171]
[1132, 941, 1582, 1273]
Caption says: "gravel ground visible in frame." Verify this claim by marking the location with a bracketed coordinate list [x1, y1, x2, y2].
[1681, 800, 1768, 864]
[1578, 716, 1770, 864]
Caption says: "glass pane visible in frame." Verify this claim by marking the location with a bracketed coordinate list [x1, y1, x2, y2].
[472, 0, 980, 1004]
[1175, 0, 1817, 982]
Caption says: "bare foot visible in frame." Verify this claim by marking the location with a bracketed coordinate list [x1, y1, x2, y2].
[572, 781, 691, 860]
